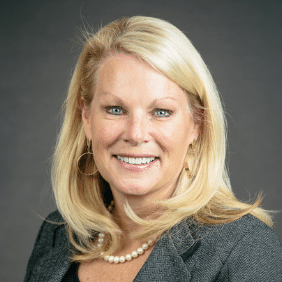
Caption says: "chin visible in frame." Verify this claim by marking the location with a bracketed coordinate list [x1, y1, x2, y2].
[120, 185, 153, 196]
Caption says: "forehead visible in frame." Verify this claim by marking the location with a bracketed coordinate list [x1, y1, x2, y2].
[95, 54, 188, 103]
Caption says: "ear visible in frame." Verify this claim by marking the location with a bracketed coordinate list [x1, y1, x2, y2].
[81, 101, 92, 140]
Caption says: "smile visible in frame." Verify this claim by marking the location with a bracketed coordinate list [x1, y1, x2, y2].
[116, 155, 156, 165]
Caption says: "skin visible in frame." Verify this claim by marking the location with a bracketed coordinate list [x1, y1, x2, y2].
[82, 53, 199, 222]
[80, 54, 199, 281]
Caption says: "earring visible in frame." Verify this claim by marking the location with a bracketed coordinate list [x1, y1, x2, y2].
[184, 158, 189, 170]
[184, 139, 197, 174]
[190, 139, 196, 153]
[77, 139, 98, 176]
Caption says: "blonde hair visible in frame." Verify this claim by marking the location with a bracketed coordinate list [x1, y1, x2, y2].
[52, 16, 272, 261]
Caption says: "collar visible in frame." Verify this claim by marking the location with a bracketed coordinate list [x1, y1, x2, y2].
[134, 218, 200, 282]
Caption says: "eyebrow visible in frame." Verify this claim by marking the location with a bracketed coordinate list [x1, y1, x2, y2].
[99, 92, 124, 103]
[99, 91, 178, 103]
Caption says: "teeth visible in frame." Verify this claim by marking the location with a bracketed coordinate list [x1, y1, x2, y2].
[116, 156, 156, 165]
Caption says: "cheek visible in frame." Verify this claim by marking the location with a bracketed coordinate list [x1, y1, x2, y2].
[157, 123, 187, 152]
[157, 119, 193, 162]
[91, 120, 122, 149]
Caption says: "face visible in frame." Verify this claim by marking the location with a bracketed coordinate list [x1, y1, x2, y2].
[82, 54, 199, 202]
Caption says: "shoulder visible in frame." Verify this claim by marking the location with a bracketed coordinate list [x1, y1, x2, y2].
[183, 215, 282, 281]
[24, 210, 69, 281]
[43, 210, 65, 230]
[201, 214, 280, 249]
[217, 215, 282, 280]
[27, 209, 67, 255]
[34, 210, 66, 246]
[196, 214, 282, 261]
[46, 209, 64, 222]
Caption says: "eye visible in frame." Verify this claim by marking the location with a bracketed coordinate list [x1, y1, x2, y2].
[106, 106, 124, 115]
[154, 109, 171, 118]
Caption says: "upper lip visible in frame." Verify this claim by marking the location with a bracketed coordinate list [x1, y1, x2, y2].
[114, 154, 158, 158]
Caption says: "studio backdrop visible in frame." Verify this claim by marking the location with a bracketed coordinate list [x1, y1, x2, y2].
[1, 1, 281, 281]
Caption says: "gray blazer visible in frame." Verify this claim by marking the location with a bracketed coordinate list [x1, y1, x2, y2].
[25, 211, 282, 281]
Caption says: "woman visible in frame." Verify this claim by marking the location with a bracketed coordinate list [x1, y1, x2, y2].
[25, 16, 282, 281]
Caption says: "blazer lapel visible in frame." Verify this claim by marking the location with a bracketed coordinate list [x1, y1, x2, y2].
[134, 219, 197, 282]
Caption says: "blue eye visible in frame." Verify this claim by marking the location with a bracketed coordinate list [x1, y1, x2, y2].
[154, 109, 170, 118]
[106, 106, 124, 115]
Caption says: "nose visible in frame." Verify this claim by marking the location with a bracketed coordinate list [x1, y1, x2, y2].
[123, 113, 150, 145]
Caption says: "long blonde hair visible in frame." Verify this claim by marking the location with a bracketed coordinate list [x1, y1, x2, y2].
[52, 16, 272, 261]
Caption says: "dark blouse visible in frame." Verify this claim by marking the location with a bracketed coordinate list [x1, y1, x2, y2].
[62, 263, 80, 282]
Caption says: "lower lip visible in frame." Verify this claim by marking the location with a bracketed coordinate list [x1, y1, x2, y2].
[114, 156, 159, 172]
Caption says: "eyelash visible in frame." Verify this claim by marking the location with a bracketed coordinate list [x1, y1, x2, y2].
[105, 106, 172, 118]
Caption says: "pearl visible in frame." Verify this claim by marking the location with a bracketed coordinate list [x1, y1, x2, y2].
[98, 233, 105, 238]
[142, 243, 148, 250]
[125, 254, 132, 261]
[137, 247, 144, 254]
[104, 255, 109, 261]
[148, 240, 153, 246]
[119, 256, 125, 263]
[98, 238, 104, 243]
[114, 256, 120, 263]
[108, 256, 114, 263]
[131, 251, 138, 258]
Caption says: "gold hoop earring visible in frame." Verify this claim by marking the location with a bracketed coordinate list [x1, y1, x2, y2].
[184, 139, 197, 175]
[184, 156, 193, 178]
[184, 156, 190, 171]
[77, 139, 98, 176]
[190, 139, 196, 153]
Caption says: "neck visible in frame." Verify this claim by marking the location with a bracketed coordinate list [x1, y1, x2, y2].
[109, 182, 175, 237]
[110, 196, 162, 237]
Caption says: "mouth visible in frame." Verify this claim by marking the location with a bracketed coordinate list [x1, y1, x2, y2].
[114, 155, 157, 165]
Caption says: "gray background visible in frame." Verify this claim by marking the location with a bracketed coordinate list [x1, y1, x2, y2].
[1, 0, 281, 281]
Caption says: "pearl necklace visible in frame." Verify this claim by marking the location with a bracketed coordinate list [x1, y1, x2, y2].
[97, 201, 156, 264]
[98, 233, 155, 263]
